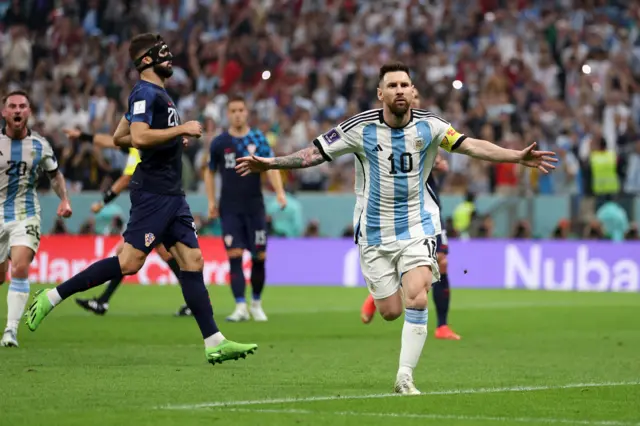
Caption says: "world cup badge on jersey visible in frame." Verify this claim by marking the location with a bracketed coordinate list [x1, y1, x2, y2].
[247, 144, 256, 155]
[414, 137, 425, 150]
[144, 233, 155, 247]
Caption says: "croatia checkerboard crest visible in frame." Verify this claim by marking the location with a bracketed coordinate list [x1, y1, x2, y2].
[144, 233, 155, 247]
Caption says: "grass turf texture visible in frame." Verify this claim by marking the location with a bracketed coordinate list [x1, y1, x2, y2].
[0, 285, 638, 426]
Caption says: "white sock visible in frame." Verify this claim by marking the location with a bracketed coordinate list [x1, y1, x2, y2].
[6, 278, 30, 331]
[204, 331, 225, 348]
[47, 289, 62, 307]
[398, 307, 428, 379]
[236, 301, 247, 311]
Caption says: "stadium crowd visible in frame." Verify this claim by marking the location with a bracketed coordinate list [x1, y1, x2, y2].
[1, 0, 640, 239]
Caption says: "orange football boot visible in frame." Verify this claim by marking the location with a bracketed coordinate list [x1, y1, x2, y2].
[360, 294, 377, 324]
[435, 325, 461, 340]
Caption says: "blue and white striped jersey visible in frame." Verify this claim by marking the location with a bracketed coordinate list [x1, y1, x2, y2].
[0, 129, 58, 223]
[313, 108, 466, 246]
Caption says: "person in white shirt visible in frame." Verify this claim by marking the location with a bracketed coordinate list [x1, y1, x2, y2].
[0, 90, 72, 347]
[235, 62, 557, 395]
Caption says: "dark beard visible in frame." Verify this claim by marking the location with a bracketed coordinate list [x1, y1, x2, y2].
[388, 102, 409, 117]
[154, 64, 173, 79]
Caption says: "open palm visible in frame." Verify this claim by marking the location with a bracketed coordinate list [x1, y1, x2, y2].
[235, 155, 272, 176]
[519, 142, 558, 174]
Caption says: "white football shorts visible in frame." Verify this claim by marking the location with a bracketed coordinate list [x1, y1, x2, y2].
[0, 216, 41, 262]
[359, 236, 440, 300]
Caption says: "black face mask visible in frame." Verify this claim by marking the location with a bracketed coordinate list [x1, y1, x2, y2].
[134, 36, 174, 77]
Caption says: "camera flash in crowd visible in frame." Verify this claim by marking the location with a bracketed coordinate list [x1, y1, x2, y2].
[262, 70, 271, 80]
[452, 80, 463, 90]
[582, 64, 591, 75]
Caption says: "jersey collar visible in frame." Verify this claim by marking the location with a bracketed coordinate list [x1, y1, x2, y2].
[1, 127, 31, 137]
[378, 108, 414, 129]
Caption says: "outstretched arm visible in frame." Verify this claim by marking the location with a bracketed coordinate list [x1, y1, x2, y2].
[236, 145, 325, 176]
[270, 145, 326, 169]
[454, 138, 557, 174]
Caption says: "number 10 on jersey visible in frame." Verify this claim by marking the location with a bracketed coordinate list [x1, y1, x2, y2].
[388, 152, 414, 174]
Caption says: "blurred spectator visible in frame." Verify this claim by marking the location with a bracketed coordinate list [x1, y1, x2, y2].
[588, 138, 620, 199]
[476, 215, 494, 239]
[552, 219, 571, 240]
[596, 196, 629, 242]
[304, 220, 321, 238]
[266, 191, 304, 237]
[583, 219, 605, 240]
[50, 218, 68, 235]
[78, 218, 96, 235]
[623, 140, 640, 194]
[342, 225, 354, 238]
[452, 192, 476, 237]
[512, 220, 532, 239]
[625, 223, 639, 240]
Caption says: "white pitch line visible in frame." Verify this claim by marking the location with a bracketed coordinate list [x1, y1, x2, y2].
[159, 381, 640, 410]
[221, 408, 640, 426]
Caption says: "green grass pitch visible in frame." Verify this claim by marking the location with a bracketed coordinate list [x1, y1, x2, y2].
[1, 285, 639, 426]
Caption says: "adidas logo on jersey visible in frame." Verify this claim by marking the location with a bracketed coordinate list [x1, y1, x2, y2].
[372, 144, 383, 152]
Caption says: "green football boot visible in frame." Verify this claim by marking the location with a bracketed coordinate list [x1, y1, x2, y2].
[25, 289, 54, 331]
[206, 340, 258, 365]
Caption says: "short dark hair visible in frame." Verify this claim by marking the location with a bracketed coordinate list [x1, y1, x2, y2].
[3, 90, 30, 106]
[129, 33, 160, 61]
[378, 62, 411, 83]
[227, 94, 246, 106]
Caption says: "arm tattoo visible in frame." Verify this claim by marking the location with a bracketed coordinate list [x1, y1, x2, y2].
[270, 146, 326, 170]
[48, 171, 69, 201]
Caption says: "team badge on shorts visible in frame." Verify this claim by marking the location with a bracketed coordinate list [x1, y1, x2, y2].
[144, 233, 155, 247]
[224, 235, 233, 247]
[414, 137, 425, 150]
[247, 144, 256, 155]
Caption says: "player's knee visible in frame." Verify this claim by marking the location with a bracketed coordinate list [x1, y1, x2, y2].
[405, 291, 428, 310]
[380, 307, 403, 321]
[227, 248, 243, 259]
[254, 251, 266, 262]
[10, 259, 30, 279]
[182, 249, 204, 272]
[118, 251, 145, 275]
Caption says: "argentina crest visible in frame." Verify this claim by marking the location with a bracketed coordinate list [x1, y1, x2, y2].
[414, 137, 425, 150]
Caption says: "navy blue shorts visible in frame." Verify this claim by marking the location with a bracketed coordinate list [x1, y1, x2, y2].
[123, 190, 199, 254]
[220, 211, 267, 255]
[436, 230, 449, 255]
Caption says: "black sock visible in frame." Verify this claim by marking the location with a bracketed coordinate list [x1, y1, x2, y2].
[166, 257, 181, 279]
[229, 257, 246, 303]
[179, 270, 219, 338]
[96, 277, 123, 304]
[251, 258, 265, 301]
[57, 257, 123, 300]
[432, 273, 451, 327]
[166, 258, 188, 310]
